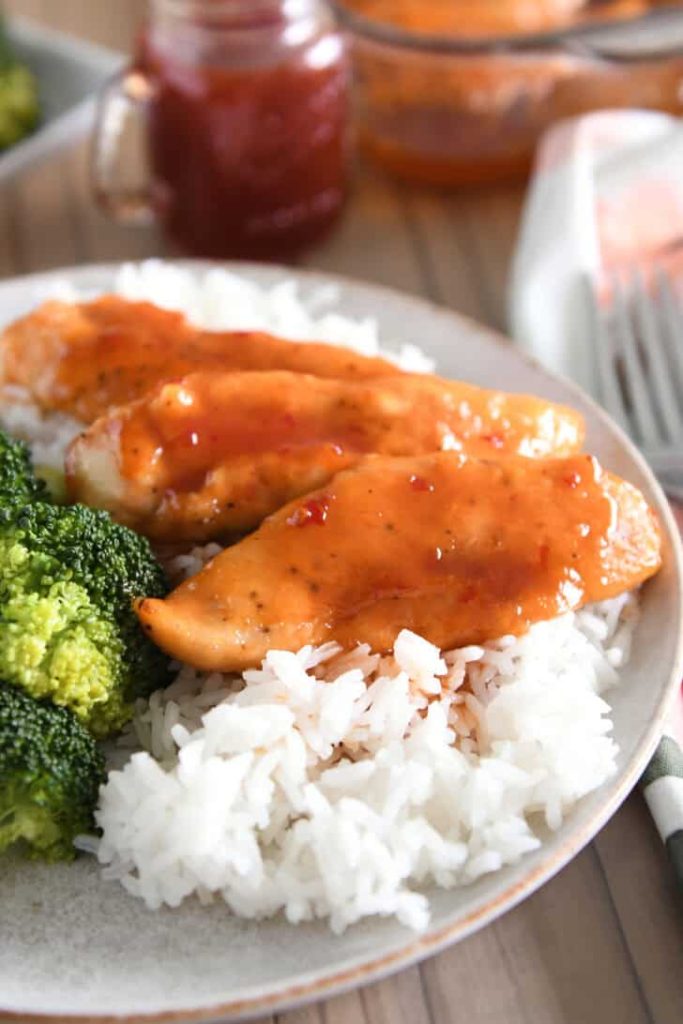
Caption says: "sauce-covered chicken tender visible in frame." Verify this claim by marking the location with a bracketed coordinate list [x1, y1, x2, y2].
[0, 296, 399, 423]
[66, 370, 584, 542]
[136, 452, 662, 671]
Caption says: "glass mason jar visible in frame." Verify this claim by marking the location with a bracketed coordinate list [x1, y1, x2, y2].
[92, 0, 350, 260]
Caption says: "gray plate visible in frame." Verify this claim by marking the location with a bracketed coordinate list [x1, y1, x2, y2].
[0, 261, 681, 1024]
[0, 18, 123, 182]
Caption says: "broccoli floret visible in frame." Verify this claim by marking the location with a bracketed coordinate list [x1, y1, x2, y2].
[0, 18, 40, 150]
[0, 63, 39, 149]
[0, 499, 171, 738]
[34, 464, 67, 504]
[0, 432, 49, 506]
[0, 681, 105, 860]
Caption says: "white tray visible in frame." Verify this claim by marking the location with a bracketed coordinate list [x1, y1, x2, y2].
[0, 17, 124, 181]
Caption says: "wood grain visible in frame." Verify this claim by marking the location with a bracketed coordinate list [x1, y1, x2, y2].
[4, 3, 683, 1023]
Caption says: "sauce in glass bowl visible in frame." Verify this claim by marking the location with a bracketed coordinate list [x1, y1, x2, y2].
[345, 0, 655, 36]
[338, 0, 683, 186]
[136, 0, 349, 260]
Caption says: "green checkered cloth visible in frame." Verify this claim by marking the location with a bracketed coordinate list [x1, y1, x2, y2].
[641, 733, 683, 892]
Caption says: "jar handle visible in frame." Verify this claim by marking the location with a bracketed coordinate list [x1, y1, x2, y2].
[90, 68, 156, 226]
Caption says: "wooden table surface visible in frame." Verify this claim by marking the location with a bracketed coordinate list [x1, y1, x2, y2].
[5, 3, 683, 1022]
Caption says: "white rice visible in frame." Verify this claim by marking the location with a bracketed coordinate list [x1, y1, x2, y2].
[91, 590, 635, 933]
[0, 385, 83, 471]
[37, 259, 434, 374]
[0, 262, 637, 932]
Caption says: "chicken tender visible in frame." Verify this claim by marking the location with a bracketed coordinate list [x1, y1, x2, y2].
[136, 452, 662, 671]
[0, 296, 399, 423]
[66, 370, 585, 542]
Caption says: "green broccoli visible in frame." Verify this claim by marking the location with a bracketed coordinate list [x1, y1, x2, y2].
[0, 487, 171, 738]
[0, 431, 49, 506]
[34, 463, 68, 504]
[0, 18, 39, 150]
[0, 681, 105, 861]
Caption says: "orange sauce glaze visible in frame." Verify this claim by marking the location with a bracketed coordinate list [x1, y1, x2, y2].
[115, 371, 583, 483]
[66, 369, 584, 542]
[135, 451, 662, 672]
[346, 1, 654, 37]
[0, 297, 399, 424]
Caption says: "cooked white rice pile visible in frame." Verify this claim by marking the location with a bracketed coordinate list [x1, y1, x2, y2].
[88, 587, 635, 933]
[0, 385, 83, 471]
[0, 262, 637, 932]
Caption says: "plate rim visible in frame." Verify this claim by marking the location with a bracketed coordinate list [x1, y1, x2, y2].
[0, 258, 681, 1024]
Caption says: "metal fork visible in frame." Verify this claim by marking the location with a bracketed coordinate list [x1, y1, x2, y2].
[586, 267, 683, 502]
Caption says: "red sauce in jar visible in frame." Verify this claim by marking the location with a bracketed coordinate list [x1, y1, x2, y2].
[137, 11, 349, 260]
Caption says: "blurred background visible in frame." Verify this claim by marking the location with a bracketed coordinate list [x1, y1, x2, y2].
[1, 4, 683, 1023]
[2, 0, 683, 334]
[7, 1, 140, 49]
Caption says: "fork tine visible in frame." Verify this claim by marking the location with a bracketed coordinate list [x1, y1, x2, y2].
[632, 269, 683, 441]
[656, 268, 683, 398]
[611, 274, 662, 447]
[584, 276, 629, 431]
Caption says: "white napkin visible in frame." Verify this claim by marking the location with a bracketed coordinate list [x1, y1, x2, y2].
[510, 109, 683, 392]
[509, 109, 683, 887]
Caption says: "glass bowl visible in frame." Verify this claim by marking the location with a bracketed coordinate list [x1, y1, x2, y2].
[334, 2, 683, 185]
